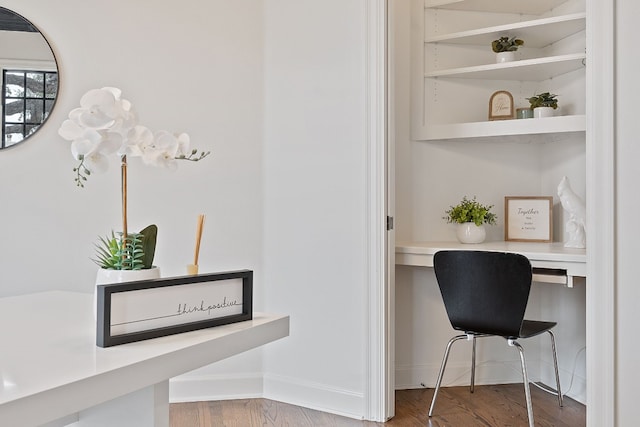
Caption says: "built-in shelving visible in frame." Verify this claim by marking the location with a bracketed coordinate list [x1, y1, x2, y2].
[411, 0, 586, 140]
[421, 115, 585, 140]
[425, 0, 569, 15]
[424, 13, 586, 48]
[426, 53, 585, 80]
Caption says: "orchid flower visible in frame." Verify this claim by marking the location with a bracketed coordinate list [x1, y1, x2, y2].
[58, 87, 210, 187]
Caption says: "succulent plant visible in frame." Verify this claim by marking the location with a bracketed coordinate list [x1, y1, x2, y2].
[491, 36, 524, 53]
[94, 224, 157, 270]
[526, 92, 559, 109]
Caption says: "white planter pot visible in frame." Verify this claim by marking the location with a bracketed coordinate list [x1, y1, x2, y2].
[95, 266, 161, 285]
[495, 51, 515, 63]
[533, 106, 555, 118]
[456, 223, 486, 244]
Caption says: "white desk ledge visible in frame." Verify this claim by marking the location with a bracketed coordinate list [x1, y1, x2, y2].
[396, 240, 586, 287]
[0, 291, 289, 427]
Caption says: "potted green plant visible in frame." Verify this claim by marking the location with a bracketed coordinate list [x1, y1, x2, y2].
[444, 196, 497, 244]
[491, 36, 524, 63]
[526, 92, 558, 118]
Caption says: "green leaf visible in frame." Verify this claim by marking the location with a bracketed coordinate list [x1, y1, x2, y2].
[139, 224, 157, 269]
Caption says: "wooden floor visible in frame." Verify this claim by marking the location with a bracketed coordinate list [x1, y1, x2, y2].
[170, 384, 585, 427]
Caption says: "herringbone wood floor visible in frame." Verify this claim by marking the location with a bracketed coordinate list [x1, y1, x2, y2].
[170, 384, 585, 426]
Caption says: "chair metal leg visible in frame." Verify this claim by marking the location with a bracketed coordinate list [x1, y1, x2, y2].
[429, 334, 467, 417]
[510, 339, 535, 427]
[470, 335, 477, 393]
[547, 330, 564, 407]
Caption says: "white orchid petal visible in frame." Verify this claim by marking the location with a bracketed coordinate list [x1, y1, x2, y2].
[79, 88, 116, 110]
[58, 120, 84, 141]
[71, 140, 95, 159]
[154, 131, 179, 158]
[102, 87, 122, 100]
[99, 132, 123, 154]
[84, 152, 110, 174]
[68, 108, 84, 121]
[77, 109, 115, 129]
[176, 133, 191, 157]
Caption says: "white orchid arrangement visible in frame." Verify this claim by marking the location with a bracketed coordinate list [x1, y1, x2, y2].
[58, 87, 209, 270]
[58, 87, 208, 187]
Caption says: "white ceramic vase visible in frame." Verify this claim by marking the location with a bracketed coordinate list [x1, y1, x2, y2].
[533, 106, 554, 118]
[495, 51, 515, 63]
[95, 267, 161, 285]
[456, 223, 486, 244]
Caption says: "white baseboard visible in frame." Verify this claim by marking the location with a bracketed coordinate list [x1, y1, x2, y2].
[395, 359, 586, 405]
[169, 373, 263, 403]
[169, 372, 366, 420]
[262, 374, 365, 420]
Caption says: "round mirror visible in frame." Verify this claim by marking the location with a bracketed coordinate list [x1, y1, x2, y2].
[0, 7, 58, 149]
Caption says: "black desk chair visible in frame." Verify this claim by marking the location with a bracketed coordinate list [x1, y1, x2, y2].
[429, 250, 563, 427]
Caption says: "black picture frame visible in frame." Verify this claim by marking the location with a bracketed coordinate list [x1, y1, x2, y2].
[97, 270, 253, 347]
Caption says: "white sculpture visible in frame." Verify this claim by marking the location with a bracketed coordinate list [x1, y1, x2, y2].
[557, 176, 586, 248]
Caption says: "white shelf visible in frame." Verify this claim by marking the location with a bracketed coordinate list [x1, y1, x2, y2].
[425, 13, 586, 48]
[426, 53, 585, 80]
[419, 115, 585, 140]
[425, 0, 569, 15]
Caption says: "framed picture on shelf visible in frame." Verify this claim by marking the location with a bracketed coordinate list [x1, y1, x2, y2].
[504, 196, 553, 242]
[488, 90, 514, 121]
[96, 270, 253, 347]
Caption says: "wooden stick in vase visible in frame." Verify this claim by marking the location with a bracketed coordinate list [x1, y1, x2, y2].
[193, 214, 205, 266]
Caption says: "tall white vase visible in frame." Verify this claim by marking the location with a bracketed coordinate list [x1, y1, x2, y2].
[456, 223, 486, 244]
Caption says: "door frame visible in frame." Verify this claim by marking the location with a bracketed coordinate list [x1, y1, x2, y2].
[366, 0, 617, 424]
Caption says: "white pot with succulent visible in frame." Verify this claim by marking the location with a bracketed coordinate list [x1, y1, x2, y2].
[58, 87, 210, 294]
[526, 92, 559, 118]
[491, 36, 524, 63]
[443, 196, 497, 244]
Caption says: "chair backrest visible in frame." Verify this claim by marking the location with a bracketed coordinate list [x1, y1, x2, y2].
[433, 250, 533, 337]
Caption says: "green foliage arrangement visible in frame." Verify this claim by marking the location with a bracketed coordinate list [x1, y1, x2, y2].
[443, 196, 497, 226]
[491, 36, 524, 53]
[526, 92, 559, 109]
[94, 224, 158, 270]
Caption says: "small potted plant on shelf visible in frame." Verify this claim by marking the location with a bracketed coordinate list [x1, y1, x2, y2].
[443, 196, 497, 244]
[526, 92, 559, 118]
[491, 36, 524, 63]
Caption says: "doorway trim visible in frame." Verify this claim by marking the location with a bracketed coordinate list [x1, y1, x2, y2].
[369, 0, 617, 425]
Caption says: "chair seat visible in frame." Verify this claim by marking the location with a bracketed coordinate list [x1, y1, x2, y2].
[460, 320, 557, 340]
[518, 320, 557, 339]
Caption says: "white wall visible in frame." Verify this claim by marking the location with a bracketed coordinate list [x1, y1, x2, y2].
[261, 0, 370, 418]
[0, 0, 266, 400]
[616, 0, 640, 424]
[0, 0, 374, 420]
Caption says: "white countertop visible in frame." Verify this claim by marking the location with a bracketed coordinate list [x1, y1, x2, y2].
[0, 291, 289, 426]
[396, 240, 587, 278]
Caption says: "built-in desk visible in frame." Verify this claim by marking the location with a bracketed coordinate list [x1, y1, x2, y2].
[396, 241, 586, 287]
[0, 291, 289, 427]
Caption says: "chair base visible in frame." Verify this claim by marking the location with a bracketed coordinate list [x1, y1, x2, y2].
[428, 331, 563, 427]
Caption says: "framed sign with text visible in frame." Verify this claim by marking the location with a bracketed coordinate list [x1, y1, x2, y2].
[504, 196, 553, 242]
[96, 270, 252, 347]
[488, 90, 514, 121]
